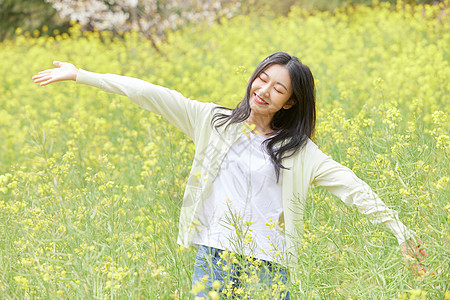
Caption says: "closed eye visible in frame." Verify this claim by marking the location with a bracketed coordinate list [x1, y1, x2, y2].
[274, 87, 282, 93]
[260, 71, 289, 93]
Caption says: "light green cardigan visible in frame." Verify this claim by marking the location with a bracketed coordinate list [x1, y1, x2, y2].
[76, 69, 415, 265]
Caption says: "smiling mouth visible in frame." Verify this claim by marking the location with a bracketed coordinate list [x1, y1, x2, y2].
[254, 93, 268, 105]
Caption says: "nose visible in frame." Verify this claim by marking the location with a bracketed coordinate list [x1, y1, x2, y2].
[260, 84, 270, 97]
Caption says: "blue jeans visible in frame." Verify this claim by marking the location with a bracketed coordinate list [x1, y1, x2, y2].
[192, 245, 290, 299]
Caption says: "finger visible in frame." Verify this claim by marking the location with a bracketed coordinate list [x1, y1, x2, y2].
[34, 75, 51, 82]
[419, 248, 426, 257]
[40, 79, 54, 86]
[53, 61, 61, 67]
[417, 265, 426, 276]
[35, 76, 52, 84]
[413, 250, 424, 262]
[415, 246, 427, 259]
[36, 69, 54, 75]
[32, 73, 50, 80]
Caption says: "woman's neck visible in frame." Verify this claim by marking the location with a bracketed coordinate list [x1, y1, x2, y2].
[246, 114, 276, 137]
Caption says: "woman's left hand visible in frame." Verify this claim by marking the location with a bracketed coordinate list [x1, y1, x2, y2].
[400, 237, 427, 276]
[32, 61, 78, 86]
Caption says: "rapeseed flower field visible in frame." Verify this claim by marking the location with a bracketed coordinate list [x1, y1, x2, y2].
[0, 1, 449, 299]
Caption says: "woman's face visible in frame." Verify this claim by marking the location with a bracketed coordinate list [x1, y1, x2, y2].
[249, 64, 294, 120]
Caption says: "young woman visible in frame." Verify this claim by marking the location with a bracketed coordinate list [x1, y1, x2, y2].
[33, 52, 425, 299]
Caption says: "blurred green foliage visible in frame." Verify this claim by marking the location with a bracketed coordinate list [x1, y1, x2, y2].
[250, 0, 442, 14]
[0, 0, 69, 40]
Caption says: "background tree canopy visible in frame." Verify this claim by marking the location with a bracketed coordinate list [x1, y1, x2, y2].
[0, 0, 442, 43]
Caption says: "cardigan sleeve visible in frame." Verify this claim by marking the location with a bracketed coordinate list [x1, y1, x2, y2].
[76, 68, 213, 141]
[309, 143, 416, 245]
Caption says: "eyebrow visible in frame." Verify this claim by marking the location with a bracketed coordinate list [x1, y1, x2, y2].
[261, 71, 288, 92]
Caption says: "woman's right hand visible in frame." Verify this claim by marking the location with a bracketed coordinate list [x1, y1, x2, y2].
[32, 61, 78, 86]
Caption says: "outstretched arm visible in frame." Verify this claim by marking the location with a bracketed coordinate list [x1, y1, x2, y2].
[309, 143, 426, 275]
[32, 61, 78, 85]
[32, 61, 215, 141]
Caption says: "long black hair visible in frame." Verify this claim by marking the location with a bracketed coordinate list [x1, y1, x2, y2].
[211, 52, 316, 181]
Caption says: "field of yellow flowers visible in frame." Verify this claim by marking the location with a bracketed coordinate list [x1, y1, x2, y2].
[0, 1, 449, 299]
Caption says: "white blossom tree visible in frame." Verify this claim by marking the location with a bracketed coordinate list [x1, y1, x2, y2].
[45, 0, 243, 48]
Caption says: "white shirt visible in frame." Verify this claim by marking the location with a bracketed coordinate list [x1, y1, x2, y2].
[192, 131, 286, 262]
